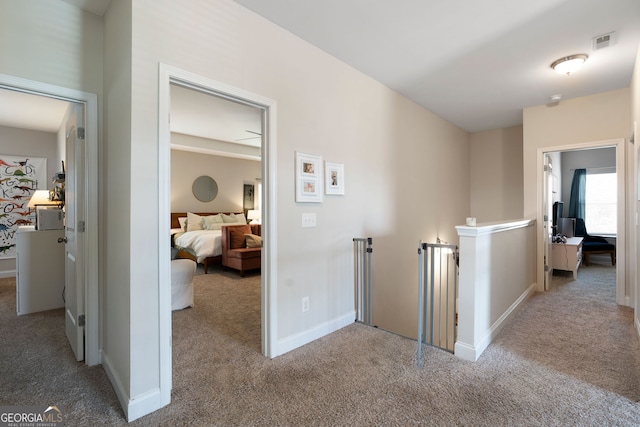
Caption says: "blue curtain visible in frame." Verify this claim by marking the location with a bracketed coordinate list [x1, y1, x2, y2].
[568, 168, 586, 219]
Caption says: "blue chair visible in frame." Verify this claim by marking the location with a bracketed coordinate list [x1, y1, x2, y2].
[574, 218, 615, 266]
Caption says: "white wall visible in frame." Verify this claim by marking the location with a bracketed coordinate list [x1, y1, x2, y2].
[0, 1, 103, 98]
[456, 220, 536, 361]
[170, 144, 260, 213]
[632, 44, 640, 338]
[470, 125, 523, 222]
[103, 0, 132, 415]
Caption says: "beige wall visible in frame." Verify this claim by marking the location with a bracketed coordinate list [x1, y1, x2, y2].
[122, 0, 469, 410]
[470, 125, 523, 222]
[523, 88, 630, 218]
[523, 88, 631, 295]
[170, 145, 261, 213]
[2, 0, 471, 419]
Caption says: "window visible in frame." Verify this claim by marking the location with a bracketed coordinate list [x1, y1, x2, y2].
[585, 171, 616, 235]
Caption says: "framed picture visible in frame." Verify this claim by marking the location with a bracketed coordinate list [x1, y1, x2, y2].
[243, 183, 255, 218]
[324, 161, 344, 195]
[295, 151, 323, 203]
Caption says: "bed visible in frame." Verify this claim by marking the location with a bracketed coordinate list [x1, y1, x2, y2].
[171, 212, 247, 273]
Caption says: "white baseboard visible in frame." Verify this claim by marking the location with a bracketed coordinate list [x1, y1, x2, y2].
[102, 352, 166, 422]
[636, 316, 640, 341]
[454, 341, 478, 361]
[0, 270, 16, 279]
[455, 282, 535, 362]
[277, 310, 356, 356]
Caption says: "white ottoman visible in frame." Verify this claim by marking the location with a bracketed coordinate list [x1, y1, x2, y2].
[171, 259, 196, 311]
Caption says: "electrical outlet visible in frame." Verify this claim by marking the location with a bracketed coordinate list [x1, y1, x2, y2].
[302, 296, 310, 312]
[302, 213, 316, 228]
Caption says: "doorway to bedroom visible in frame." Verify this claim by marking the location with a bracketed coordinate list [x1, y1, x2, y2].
[168, 82, 264, 352]
[540, 140, 625, 305]
[159, 65, 278, 401]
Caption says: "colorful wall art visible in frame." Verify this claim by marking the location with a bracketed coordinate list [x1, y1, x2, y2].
[0, 155, 46, 259]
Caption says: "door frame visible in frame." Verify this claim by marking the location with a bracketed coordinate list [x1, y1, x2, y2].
[0, 73, 100, 365]
[158, 64, 278, 401]
[536, 138, 627, 305]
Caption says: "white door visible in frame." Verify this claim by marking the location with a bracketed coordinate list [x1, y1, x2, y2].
[64, 105, 85, 361]
[543, 155, 553, 290]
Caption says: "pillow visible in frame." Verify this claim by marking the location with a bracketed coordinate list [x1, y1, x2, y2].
[245, 234, 262, 248]
[234, 212, 247, 225]
[203, 214, 223, 230]
[229, 225, 252, 249]
[178, 217, 187, 231]
[221, 213, 248, 224]
[186, 212, 204, 232]
[221, 213, 237, 223]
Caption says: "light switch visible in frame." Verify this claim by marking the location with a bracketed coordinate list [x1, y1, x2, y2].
[302, 213, 316, 228]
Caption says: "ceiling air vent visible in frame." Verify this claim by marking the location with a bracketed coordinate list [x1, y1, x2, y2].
[592, 32, 616, 50]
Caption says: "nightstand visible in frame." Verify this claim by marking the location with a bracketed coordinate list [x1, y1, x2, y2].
[552, 236, 583, 279]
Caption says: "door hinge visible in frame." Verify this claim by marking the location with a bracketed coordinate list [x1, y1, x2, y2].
[543, 214, 548, 222]
[78, 220, 85, 232]
[543, 165, 549, 172]
[78, 314, 86, 327]
[77, 127, 85, 140]
[544, 265, 550, 272]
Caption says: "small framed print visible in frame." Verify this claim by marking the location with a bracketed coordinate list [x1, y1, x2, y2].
[295, 151, 323, 203]
[325, 161, 344, 195]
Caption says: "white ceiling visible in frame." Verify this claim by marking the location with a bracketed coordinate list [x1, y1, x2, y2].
[233, 0, 640, 132]
[170, 85, 262, 148]
[4, 0, 638, 139]
[0, 88, 72, 133]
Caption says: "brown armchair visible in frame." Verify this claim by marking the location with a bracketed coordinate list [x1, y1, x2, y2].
[221, 224, 262, 276]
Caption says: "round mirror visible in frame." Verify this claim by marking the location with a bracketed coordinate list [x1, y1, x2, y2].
[192, 175, 218, 202]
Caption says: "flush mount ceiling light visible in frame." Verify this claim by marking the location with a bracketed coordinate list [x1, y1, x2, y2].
[550, 54, 588, 75]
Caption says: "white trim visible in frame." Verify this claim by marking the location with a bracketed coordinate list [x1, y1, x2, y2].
[277, 311, 355, 356]
[536, 139, 627, 306]
[0, 270, 16, 279]
[455, 282, 535, 361]
[102, 353, 162, 422]
[0, 73, 100, 366]
[456, 218, 535, 238]
[102, 353, 128, 417]
[158, 65, 279, 410]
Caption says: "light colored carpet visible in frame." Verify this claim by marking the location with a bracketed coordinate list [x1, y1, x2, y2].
[1, 261, 639, 426]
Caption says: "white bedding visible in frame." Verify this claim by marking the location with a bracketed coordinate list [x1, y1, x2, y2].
[175, 229, 223, 263]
